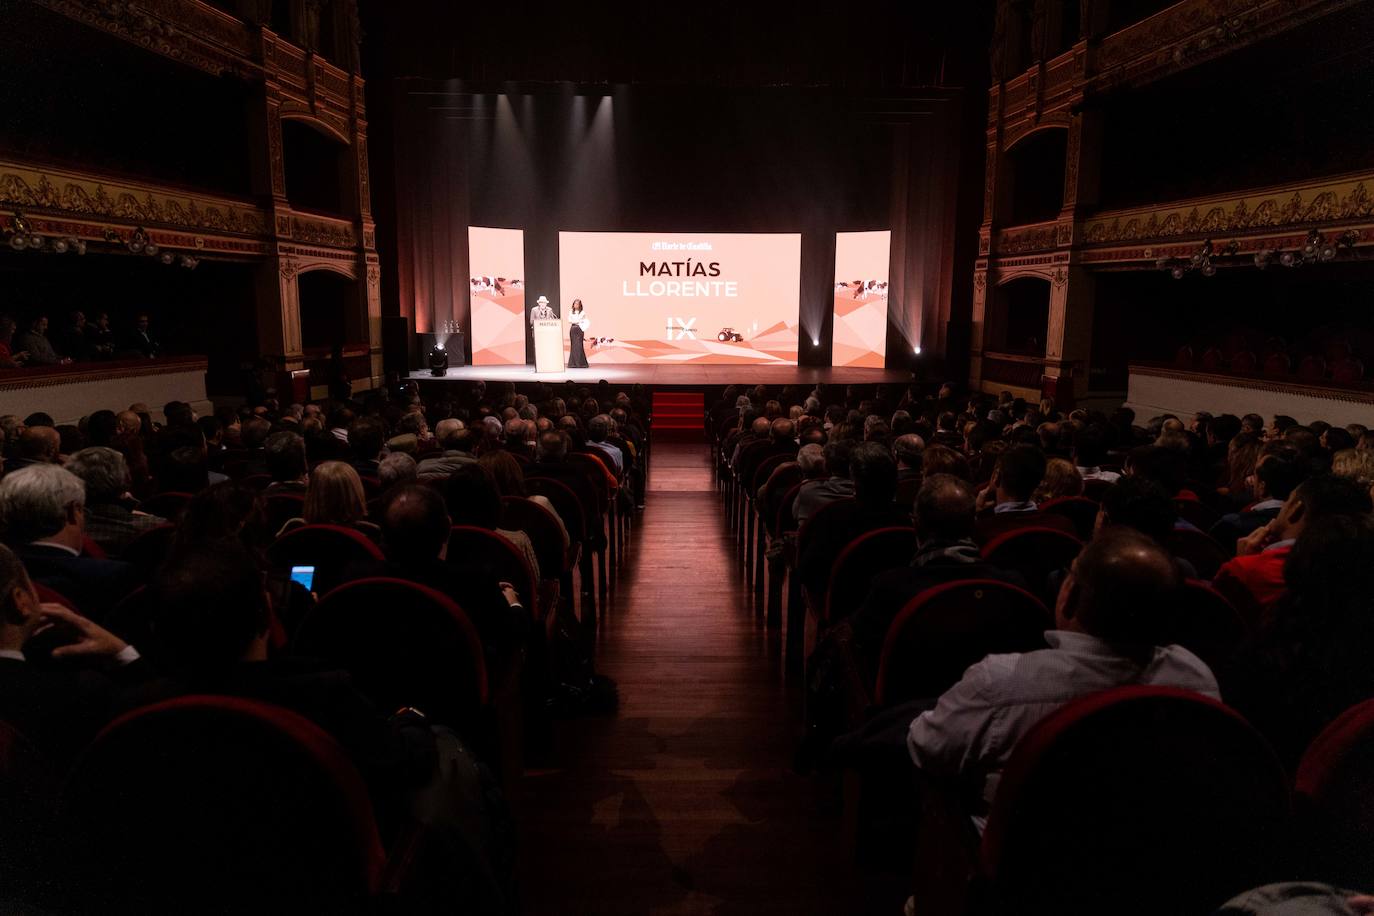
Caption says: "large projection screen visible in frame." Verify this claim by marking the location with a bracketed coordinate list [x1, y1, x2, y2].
[469, 226, 527, 366]
[832, 230, 891, 368]
[558, 232, 801, 365]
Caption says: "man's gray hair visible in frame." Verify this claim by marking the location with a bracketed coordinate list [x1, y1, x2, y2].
[797, 443, 826, 475]
[66, 447, 130, 503]
[435, 418, 465, 449]
[378, 452, 418, 488]
[0, 463, 86, 544]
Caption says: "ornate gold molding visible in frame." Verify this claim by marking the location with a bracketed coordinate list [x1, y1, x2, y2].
[1083, 170, 1374, 246]
[996, 220, 1064, 254]
[30, 0, 258, 79]
[287, 212, 356, 248]
[1093, 0, 1359, 92]
[0, 357, 209, 393]
[0, 158, 268, 236]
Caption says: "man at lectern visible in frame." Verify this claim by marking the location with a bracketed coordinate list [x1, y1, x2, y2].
[530, 295, 556, 327]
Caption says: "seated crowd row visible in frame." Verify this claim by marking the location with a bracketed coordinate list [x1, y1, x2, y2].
[711, 383, 1374, 912]
[0, 378, 649, 914]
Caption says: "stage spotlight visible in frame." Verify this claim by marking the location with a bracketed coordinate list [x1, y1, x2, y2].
[428, 344, 449, 377]
[812, 339, 819, 346]
[913, 345, 922, 355]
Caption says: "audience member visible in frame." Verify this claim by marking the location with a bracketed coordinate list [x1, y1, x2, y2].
[278, 461, 380, 542]
[907, 529, 1217, 832]
[847, 474, 1028, 680]
[1214, 474, 1373, 622]
[0, 542, 148, 763]
[0, 464, 138, 617]
[974, 445, 1078, 542]
[65, 447, 166, 556]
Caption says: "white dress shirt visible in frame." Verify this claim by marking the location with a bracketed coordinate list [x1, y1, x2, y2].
[907, 630, 1220, 831]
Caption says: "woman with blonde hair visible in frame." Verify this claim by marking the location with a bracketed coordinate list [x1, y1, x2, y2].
[1035, 457, 1084, 503]
[279, 460, 381, 542]
[1332, 448, 1374, 503]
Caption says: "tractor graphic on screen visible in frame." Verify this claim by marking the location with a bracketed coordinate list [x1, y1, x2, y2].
[717, 328, 744, 342]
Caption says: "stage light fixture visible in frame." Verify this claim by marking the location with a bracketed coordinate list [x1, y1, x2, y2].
[428, 344, 449, 377]
[913, 345, 922, 355]
[811, 339, 819, 346]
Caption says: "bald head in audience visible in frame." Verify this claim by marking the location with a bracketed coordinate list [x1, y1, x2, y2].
[913, 473, 976, 543]
[16, 426, 60, 464]
[1058, 528, 1181, 645]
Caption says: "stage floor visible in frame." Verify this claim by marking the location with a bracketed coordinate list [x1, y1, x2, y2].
[409, 364, 912, 386]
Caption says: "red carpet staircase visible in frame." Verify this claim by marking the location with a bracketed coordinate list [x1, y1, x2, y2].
[651, 390, 705, 440]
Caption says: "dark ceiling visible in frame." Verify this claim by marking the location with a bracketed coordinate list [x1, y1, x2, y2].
[358, 0, 994, 91]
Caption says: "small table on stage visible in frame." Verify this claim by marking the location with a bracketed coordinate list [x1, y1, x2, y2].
[533, 318, 564, 373]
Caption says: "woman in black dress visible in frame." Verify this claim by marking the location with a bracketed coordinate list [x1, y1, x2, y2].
[567, 298, 589, 368]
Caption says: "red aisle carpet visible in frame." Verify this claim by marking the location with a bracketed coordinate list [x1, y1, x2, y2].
[515, 443, 876, 915]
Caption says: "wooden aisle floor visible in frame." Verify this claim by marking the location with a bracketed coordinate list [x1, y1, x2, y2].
[515, 443, 867, 916]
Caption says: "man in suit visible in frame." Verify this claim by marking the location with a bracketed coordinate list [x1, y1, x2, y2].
[121, 313, 159, 359]
[0, 541, 148, 764]
[0, 464, 138, 619]
[974, 444, 1078, 543]
[848, 474, 1029, 681]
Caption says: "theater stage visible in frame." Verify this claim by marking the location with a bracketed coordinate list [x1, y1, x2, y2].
[408, 364, 913, 387]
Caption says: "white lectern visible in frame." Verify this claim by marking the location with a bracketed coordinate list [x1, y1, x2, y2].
[533, 318, 564, 373]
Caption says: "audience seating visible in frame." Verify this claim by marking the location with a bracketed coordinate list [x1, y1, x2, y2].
[240, 473, 273, 491]
[0, 719, 59, 904]
[296, 578, 489, 732]
[264, 492, 306, 532]
[1164, 526, 1230, 579]
[1174, 496, 1221, 531]
[447, 525, 541, 622]
[120, 523, 176, 580]
[140, 491, 194, 520]
[822, 526, 917, 626]
[1294, 697, 1374, 889]
[60, 695, 394, 914]
[979, 527, 1082, 606]
[501, 496, 569, 581]
[1081, 478, 1115, 502]
[875, 579, 1050, 707]
[268, 523, 385, 597]
[1038, 496, 1098, 540]
[921, 686, 1291, 916]
[1160, 579, 1247, 671]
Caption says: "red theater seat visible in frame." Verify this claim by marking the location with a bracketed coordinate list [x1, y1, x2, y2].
[1164, 526, 1230, 580]
[61, 696, 390, 913]
[980, 526, 1082, 605]
[823, 526, 917, 625]
[1295, 698, 1374, 888]
[1038, 496, 1099, 540]
[875, 579, 1049, 706]
[268, 523, 384, 596]
[447, 525, 540, 620]
[973, 687, 1289, 916]
[298, 578, 489, 732]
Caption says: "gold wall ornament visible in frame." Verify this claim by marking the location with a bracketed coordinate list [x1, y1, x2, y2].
[0, 160, 268, 237]
[1083, 172, 1374, 246]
